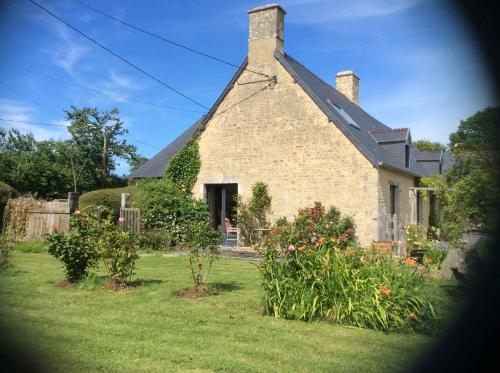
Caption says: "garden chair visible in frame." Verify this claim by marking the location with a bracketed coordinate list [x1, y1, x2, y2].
[224, 218, 239, 246]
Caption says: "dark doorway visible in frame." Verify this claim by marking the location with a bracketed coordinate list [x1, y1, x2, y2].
[205, 184, 238, 242]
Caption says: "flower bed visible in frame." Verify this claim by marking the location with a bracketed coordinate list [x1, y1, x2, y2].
[260, 202, 440, 333]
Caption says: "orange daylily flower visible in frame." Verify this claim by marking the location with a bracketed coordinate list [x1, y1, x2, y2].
[379, 285, 391, 296]
[404, 257, 417, 267]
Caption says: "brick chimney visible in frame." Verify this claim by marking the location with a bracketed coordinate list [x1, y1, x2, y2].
[248, 4, 286, 68]
[336, 71, 360, 105]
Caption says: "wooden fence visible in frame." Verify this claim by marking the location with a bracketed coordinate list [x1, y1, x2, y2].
[4, 196, 75, 241]
[120, 207, 140, 234]
[378, 214, 409, 255]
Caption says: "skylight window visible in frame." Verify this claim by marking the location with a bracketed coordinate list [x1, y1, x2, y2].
[327, 99, 360, 129]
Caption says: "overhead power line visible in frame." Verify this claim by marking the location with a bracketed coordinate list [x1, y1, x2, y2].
[73, 0, 270, 79]
[0, 80, 56, 113]
[29, 0, 209, 110]
[0, 60, 204, 113]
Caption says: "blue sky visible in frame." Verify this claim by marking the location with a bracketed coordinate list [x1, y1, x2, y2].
[0, 0, 496, 175]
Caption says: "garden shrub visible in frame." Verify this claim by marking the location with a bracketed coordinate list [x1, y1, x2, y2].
[80, 186, 137, 218]
[136, 178, 210, 247]
[0, 234, 12, 272]
[47, 205, 109, 282]
[0, 181, 15, 231]
[260, 202, 439, 333]
[237, 182, 272, 246]
[136, 229, 174, 252]
[422, 248, 447, 270]
[183, 220, 222, 288]
[98, 219, 139, 285]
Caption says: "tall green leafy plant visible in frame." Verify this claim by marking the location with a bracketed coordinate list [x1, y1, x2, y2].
[47, 205, 109, 282]
[165, 139, 201, 193]
[98, 219, 139, 285]
[184, 220, 222, 289]
[136, 178, 209, 247]
[237, 182, 272, 246]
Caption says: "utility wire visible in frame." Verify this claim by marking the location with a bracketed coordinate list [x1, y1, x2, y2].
[0, 60, 204, 113]
[73, 0, 270, 79]
[0, 80, 56, 113]
[0, 118, 162, 149]
[29, 0, 209, 110]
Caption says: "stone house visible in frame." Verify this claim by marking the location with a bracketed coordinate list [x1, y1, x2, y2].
[131, 4, 452, 246]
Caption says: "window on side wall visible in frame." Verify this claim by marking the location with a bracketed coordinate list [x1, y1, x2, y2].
[405, 144, 410, 168]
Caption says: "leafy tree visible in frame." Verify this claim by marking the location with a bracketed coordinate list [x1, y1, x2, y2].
[130, 155, 148, 172]
[422, 107, 499, 243]
[414, 139, 446, 152]
[65, 106, 138, 187]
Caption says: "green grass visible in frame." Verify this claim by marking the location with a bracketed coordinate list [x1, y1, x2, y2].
[12, 240, 47, 253]
[0, 251, 452, 372]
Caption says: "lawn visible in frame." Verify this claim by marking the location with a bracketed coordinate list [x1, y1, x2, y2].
[0, 245, 453, 372]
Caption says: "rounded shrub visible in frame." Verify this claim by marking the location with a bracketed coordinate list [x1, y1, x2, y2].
[80, 186, 137, 218]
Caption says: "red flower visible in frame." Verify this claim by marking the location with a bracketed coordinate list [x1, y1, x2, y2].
[379, 285, 391, 296]
[404, 257, 417, 267]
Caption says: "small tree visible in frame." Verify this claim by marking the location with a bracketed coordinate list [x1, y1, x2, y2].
[237, 182, 272, 246]
[184, 220, 222, 289]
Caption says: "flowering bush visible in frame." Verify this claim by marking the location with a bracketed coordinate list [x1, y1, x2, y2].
[260, 203, 439, 333]
[422, 248, 447, 270]
[183, 220, 222, 288]
[404, 224, 437, 251]
[48, 205, 138, 285]
[98, 219, 139, 284]
[47, 205, 108, 282]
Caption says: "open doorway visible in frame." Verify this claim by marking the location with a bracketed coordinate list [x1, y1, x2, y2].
[205, 184, 238, 245]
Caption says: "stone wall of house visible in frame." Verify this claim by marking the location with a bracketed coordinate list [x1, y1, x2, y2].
[377, 167, 417, 225]
[192, 58, 381, 245]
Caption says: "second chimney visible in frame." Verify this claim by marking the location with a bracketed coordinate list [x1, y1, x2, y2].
[336, 71, 360, 105]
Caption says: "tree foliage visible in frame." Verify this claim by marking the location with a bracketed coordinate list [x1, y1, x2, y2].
[65, 106, 138, 187]
[421, 107, 499, 243]
[237, 182, 272, 246]
[414, 139, 446, 152]
[0, 106, 143, 197]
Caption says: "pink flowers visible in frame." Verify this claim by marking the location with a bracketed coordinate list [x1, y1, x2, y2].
[118, 217, 125, 224]
[288, 245, 296, 251]
[74, 210, 81, 216]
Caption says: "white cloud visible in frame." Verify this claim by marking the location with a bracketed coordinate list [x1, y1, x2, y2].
[45, 24, 90, 75]
[0, 99, 69, 141]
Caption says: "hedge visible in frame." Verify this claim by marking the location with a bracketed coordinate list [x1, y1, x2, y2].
[79, 186, 137, 218]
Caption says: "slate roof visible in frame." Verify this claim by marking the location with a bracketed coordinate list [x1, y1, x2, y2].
[370, 128, 410, 143]
[129, 117, 204, 178]
[277, 52, 425, 176]
[415, 151, 442, 161]
[131, 52, 447, 179]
